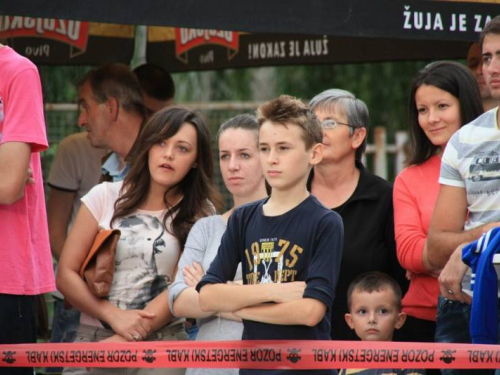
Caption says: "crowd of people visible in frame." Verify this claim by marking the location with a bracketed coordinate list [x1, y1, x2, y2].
[2, 14, 500, 375]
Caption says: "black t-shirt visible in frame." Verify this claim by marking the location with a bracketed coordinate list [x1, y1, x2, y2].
[197, 195, 343, 374]
[308, 162, 408, 341]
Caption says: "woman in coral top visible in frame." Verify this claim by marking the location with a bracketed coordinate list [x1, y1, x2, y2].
[394, 61, 483, 344]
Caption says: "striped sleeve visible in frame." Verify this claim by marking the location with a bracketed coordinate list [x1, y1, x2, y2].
[439, 132, 465, 188]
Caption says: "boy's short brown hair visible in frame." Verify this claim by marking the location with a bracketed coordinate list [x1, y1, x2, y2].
[257, 95, 322, 150]
[347, 271, 402, 311]
[479, 15, 500, 49]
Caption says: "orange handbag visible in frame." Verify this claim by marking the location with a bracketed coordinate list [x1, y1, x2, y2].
[79, 229, 121, 297]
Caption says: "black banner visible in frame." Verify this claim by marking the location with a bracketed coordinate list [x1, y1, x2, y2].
[1, 0, 499, 70]
[0, 0, 499, 40]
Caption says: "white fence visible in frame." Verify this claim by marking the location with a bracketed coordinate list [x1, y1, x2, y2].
[45, 102, 408, 180]
[366, 127, 408, 179]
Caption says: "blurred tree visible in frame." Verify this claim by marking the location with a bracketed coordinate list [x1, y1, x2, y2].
[38, 62, 444, 139]
[172, 60, 449, 142]
[38, 60, 466, 184]
[276, 61, 432, 139]
[39, 66, 92, 103]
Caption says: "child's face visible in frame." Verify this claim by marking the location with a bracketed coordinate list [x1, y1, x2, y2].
[345, 288, 406, 342]
[258, 121, 321, 192]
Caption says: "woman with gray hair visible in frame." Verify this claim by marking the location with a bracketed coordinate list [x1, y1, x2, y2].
[308, 89, 407, 341]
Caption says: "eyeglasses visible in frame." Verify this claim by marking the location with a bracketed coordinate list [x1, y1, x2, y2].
[321, 119, 354, 129]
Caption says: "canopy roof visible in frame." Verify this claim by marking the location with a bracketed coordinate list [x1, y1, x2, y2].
[1, 0, 499, 71]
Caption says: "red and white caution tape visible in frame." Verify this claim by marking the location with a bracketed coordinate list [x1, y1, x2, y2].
[0, 340, 497, 369]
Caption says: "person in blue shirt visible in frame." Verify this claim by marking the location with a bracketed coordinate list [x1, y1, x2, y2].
[197, 95, 344, 375]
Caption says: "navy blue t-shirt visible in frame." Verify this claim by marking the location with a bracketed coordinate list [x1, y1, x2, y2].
[197, 195, 343, 374]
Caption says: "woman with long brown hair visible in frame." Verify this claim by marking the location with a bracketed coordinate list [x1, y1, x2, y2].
[57, 106, 219, 375]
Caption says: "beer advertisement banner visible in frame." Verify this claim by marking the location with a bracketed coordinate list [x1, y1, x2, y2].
[0, 0, 499, 71]
[0, 17, 134, 65]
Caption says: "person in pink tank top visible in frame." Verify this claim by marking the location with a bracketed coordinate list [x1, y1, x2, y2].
[0, 44, 55, 375]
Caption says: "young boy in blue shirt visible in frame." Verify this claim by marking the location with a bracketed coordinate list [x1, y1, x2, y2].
[342, 272, 425, 375]
[197, 95, 344, 374]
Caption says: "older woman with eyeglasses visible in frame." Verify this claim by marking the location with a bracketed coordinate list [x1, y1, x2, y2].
[308, 89, 407, 341]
